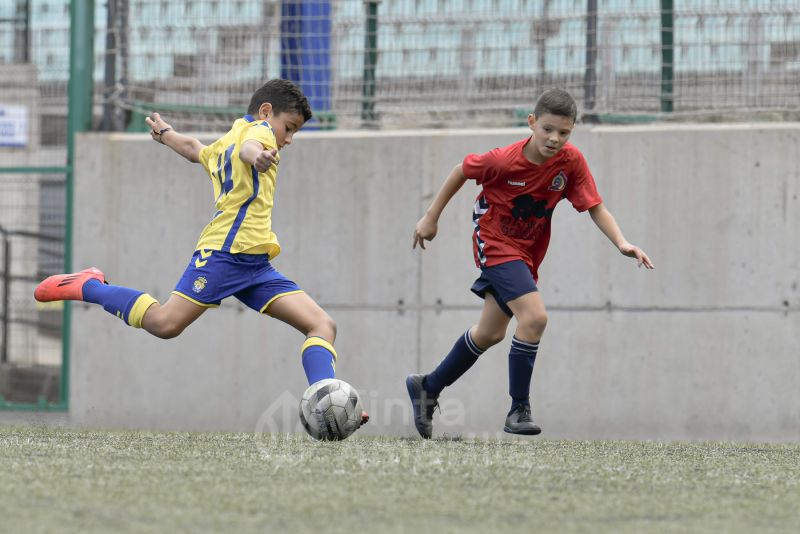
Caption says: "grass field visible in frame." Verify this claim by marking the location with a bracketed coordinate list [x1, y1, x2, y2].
[1, 426, 799, 533]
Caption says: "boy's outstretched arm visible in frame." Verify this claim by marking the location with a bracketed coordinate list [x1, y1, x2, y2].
[239, 140, 278, 173]
[145, 112, 205, 163]
[413, 163, 468, 250]
[588, 202, 655, 269]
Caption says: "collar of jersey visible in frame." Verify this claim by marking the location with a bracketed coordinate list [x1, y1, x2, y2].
[243, 114, 273, 129]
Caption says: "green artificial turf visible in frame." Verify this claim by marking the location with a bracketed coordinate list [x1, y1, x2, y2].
[1, 426, 798, 533]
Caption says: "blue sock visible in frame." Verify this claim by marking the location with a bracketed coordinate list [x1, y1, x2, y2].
[508, 336, 539, 414]
[424, 329, 485, 396]
[301, 337, 337, 385]
[82, 278, 147, 325]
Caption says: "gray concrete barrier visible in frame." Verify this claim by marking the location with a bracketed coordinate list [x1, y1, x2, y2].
[68, 124, 800, 442]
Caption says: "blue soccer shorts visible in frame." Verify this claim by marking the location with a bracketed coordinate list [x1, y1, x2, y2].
[173, 249, 303, 313]
[470, 259, 538, 317]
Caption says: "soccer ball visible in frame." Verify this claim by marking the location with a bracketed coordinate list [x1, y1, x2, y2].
[299, 379, 363, 441]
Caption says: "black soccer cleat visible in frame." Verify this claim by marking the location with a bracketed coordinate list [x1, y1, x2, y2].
[406, 374, 438, 439]
[503, 404, 542, 435]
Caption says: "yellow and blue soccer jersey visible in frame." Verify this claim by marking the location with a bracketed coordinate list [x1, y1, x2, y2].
[196, 115, 281, 257]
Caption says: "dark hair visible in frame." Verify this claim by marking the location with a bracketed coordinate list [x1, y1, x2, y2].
[533, 89, 577, 122]
[247, 79, 313, 121]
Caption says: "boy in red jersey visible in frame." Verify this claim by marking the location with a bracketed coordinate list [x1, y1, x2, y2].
[407, 89, 654, 438]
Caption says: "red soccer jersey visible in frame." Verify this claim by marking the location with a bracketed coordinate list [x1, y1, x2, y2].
[462, 137, 602, 281]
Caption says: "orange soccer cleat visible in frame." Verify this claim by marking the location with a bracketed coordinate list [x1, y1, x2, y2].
[34, 267, 106, 302]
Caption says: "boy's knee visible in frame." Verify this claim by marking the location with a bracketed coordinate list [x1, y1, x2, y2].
[484, 331, 506, 348]
[145, 314, 185, 339]
[154, 321, 185, 339]
[327, 315, 337, 335]
[519, 310, 547, 335]
[472, 328, 505, 349]
[313, 313, 337, 339]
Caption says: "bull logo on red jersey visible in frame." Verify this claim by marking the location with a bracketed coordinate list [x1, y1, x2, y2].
[511, 194, 554, 220]
[548, 171, 567, 191]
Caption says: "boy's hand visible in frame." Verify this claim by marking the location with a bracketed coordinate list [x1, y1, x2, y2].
[619, 241, 654, 269]
[413, 214, 438, 250]
[253, 148, 278, 173]
[145, 112, 173, 144]
[239, 139, 278, 172]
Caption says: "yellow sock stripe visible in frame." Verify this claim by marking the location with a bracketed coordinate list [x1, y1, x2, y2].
[127, 294, 159, 329]
[300, 336, 338, 362]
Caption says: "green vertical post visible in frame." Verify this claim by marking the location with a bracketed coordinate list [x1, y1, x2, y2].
[63, 0, 95, 406]
[660, 0, 674, 113]
[1, 231, 9, 364]
[361, 1, 379, 126]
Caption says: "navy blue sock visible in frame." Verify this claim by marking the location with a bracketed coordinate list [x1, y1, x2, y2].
[82, 278, 147, 325]
[508, 336, 539, 414]
[424, 329, 486, 396]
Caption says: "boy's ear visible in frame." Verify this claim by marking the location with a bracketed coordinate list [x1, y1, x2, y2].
[527, 113, 536, 129]
[258, 102, 273, 119]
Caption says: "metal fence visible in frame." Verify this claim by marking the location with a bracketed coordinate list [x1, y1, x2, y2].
[0, 197, 65, 405]
[99, 0, 800, 129]
[2, 0, 799, 133]
[1, 9, 68, 407]
[0, 162, 66, 405]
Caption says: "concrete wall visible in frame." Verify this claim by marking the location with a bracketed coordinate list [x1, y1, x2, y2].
[70, 124, 800, 442]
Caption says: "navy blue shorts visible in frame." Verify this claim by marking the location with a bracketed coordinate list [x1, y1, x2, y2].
[173, 249, 303, 313]
[470, 260, 538, 317]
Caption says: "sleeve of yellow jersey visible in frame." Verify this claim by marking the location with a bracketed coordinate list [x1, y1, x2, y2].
[243, 122, 278, 153]
[198, 142, 214, 175]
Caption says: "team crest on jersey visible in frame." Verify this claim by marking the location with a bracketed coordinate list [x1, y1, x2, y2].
[548, 171, 567, 191]
[192, 276, 207, 294]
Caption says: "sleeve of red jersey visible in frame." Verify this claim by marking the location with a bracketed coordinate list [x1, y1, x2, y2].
[565, 148, 603, 212]
[461, 148, 501, 186]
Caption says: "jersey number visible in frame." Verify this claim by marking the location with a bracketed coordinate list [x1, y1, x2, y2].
[212, 143, 236, 200]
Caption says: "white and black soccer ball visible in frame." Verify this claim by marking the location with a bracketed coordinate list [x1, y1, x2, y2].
[299, 379, 363, 441]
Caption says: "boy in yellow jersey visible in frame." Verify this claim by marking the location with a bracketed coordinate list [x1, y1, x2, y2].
[35, 80, 366, 425]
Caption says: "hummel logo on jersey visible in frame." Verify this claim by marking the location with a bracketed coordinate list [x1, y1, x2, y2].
[194, 249, 213, 268]
[507, 180, 526, 186]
